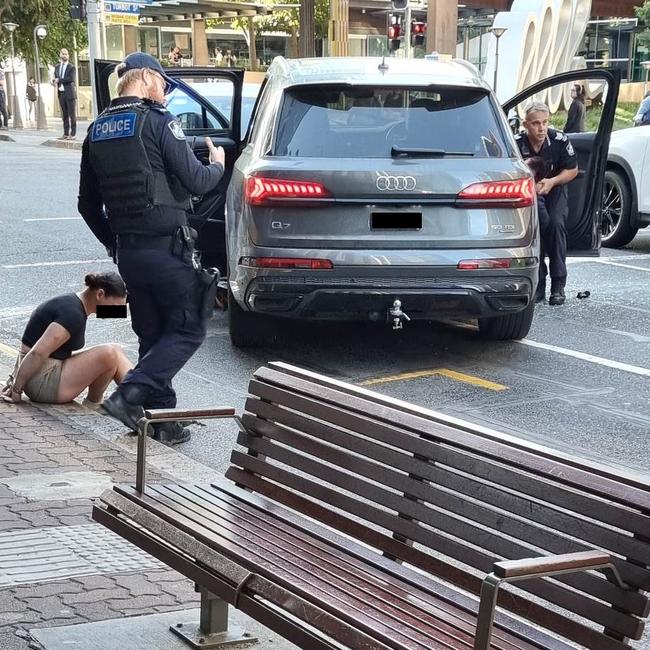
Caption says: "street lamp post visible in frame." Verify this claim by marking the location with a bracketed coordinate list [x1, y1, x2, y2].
[33, 24, 48, 130]
[2, 22, 23, 129]
[489, 26, 507, 97]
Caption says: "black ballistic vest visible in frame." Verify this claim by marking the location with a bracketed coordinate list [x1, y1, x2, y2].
[88, 102, 190, 235]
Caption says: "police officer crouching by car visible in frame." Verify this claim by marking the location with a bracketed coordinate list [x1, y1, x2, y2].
[78, 52, 225, 445]
[516, 102, 578, 306]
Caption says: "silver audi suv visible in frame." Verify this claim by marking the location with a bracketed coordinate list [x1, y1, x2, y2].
[94, 57, 619, 348]
[226, 56, 538, 346]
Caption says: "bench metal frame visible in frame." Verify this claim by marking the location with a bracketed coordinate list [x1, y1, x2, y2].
[135, 407, 253, 649]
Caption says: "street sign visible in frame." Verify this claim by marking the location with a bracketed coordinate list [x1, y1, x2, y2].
[103, 1, 142, 25]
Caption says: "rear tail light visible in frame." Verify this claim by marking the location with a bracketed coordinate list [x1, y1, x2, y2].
[457, 257, 537, 270]
[245, 176, 331, 205]
[240, 257, 334, 270]
[457, 178, 535, 208]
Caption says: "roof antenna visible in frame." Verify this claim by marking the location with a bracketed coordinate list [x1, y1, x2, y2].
[378, 56, 389, 73]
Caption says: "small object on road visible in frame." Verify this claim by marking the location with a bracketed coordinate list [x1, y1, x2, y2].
[577, 291, 591, 299]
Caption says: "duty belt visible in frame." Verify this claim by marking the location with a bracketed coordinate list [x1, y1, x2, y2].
[116, 234, 173, 250]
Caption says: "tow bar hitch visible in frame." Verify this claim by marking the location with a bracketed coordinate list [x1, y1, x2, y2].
[388, 299, 410, 330]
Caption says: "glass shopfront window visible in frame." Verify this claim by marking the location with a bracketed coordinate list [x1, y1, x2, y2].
[105, 25, 124, 61]
[139, 26, 160, 59]
[579, 18, 638, 81]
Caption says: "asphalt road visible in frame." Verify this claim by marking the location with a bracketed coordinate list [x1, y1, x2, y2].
[2, 136, 650, 482]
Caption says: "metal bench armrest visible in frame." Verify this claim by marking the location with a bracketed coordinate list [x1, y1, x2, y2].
[136, 407, 243, 493]
[473, 551, 629, 650]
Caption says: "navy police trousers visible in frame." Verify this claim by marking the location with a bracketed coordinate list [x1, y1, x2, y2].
[537, 186, 568, 282]
[117, 248, 206, 409]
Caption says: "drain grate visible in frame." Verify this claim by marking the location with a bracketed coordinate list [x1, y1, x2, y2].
[0, 524, 165, 586]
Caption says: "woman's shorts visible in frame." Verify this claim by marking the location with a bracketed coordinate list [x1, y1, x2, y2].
[18, 352, 63, 403]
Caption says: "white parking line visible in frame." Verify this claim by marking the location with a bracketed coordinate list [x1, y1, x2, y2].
[2, 259, 112, 269]
[23, 217, 83, 222]
[518, 339, 650, 378]
[567, 254, 650, 264]
[593, 260, 650, 273]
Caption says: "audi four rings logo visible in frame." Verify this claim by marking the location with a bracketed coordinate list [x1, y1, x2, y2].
[376, 175, 417, 191]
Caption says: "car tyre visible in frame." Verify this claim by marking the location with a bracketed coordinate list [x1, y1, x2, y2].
[478, 303, 535, 341]
[228, 289, 266, 348]
[602, 169, 637, 249]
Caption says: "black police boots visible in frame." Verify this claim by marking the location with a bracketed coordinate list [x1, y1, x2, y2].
[102, 384, 147, 432]
[534, 279, 546, 303]
[152, 422, 191, 446]
[549, 278, 566, 306]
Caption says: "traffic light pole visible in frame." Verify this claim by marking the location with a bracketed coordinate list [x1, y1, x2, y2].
[86, 0, 103, 118]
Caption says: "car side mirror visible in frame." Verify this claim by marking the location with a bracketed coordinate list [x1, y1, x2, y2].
[509, 115, 521, 134]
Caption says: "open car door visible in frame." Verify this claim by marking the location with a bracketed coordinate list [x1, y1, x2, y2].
[93, 60, 244, 273]
[502, 68, 620, 254]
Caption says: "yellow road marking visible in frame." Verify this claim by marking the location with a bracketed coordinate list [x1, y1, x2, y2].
[359, 368, 508, 392]
[0, 342, 17, 359]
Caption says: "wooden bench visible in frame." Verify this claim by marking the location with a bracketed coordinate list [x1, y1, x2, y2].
[93, 362, 650, 650]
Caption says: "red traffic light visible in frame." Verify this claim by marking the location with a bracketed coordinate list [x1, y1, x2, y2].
[388, 24, 401, 40]
[411, 22, 426, 34]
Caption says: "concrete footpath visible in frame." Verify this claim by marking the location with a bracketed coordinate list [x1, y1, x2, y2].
[0, 360, 293, 650]
[0, 120, 87, 150]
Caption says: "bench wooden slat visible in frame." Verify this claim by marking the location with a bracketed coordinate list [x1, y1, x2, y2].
[246, 380, 650, 538]
[224, 466, 631, 650]
[170, 483, 538, 650]
[246, 396, 650, 574]
[228, 446, 644, 642]
[255, 366, 650, 512]
[235, 427, 646, 631]
[242, 406, 650, 599]
[268, 362, 650, 496]
[114, 485, 469, 650]
[94, 490, 394, 650]
[150, 484, 490, 650]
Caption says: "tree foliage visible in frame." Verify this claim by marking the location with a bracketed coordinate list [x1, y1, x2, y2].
[0, 0, 88, 65]
[209, 0, 329, 41]
[637, 0, 650, 49]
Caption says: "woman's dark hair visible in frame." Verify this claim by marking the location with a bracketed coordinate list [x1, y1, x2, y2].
[573, 84, 585, 101]
[525, 156, 547, 183]
[85, 272, 127, 298]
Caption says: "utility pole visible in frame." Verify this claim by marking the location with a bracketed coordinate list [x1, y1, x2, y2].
[426, 0, 457, 56]
[328, 0, 349, 56]
[2, 23, 23, 128]
[299, 0, 316, 57]
[86, 0, 103, 118]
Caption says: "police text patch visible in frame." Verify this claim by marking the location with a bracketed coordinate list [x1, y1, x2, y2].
[168, 120, 185, 141]
[91, 113, 137, 142]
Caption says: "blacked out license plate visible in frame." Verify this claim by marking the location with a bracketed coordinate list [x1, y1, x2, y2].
[371, 212, 422, 230]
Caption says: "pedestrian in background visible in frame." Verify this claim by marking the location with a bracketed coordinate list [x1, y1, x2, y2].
[214, 47, 223, 66]
[52, 48, 77, 140]
[78, 52, 225, 445]
[223, 49, 237, 67]
[1, 273, 132, 406]
[516, 102, 579, 306]
[633, 91, 650, 127]
[564, 83, 586, 133]
[0, 64, 9, 130]
[26, 78, 37, 124]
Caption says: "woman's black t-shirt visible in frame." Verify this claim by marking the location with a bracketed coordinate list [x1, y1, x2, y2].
[22, 294, 87, 360]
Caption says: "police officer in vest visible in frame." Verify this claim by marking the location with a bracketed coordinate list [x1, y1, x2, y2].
[78, 52, 225, 445]
[515, 102, 578, 306]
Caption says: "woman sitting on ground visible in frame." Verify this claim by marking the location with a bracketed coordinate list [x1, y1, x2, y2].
[2, 272, 133, 406]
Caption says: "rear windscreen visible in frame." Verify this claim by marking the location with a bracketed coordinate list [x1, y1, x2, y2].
[273, 85, 510, 159]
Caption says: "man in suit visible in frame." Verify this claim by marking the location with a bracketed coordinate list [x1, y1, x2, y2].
[53, 49, 77, 140]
